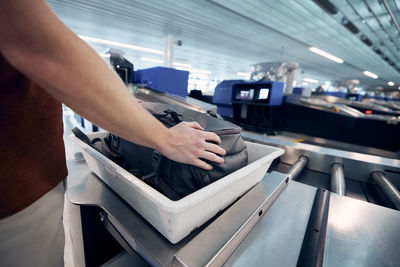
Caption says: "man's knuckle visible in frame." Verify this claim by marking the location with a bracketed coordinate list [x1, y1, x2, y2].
[195, 139, 203, 147]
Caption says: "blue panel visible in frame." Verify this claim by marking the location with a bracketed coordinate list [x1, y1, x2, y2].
[213, 80, 284, 117]
[268, 81, 285, 106]
[325, 92, 347, 98]
[347, 93, 363, 101]
[217, 105, 234, 118]
[213, 80, 245, 105]
[293, 87, 303, 95]
[231, 81, 284, 106]
[134, 67, 189, 98]
[366, 96, 387, 101]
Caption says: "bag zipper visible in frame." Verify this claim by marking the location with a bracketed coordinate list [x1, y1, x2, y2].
[214, 128, 242, 135]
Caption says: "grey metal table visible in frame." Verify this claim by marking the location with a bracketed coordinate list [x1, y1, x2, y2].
[68, 171, 289, 266]
[68, 171, 400, 266]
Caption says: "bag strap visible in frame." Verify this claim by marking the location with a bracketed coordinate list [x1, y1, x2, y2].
[140, 151, 162, 183]
[140, 151, 181, 200]
[72, 127, 92, 146]
[72, 127, 121, 161]
[151, 109, 196, 128]
[72, 127, 103, 149]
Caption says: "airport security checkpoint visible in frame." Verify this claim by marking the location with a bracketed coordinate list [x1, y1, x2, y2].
[3, 1, 400, 267]
[64, 49, 400, 266]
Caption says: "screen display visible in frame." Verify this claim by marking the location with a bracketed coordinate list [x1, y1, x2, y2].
[236, 89, 255, 100]
[258, 88, 269, 100]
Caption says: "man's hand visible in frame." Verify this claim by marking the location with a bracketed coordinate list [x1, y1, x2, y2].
[158, 122, 226, 170]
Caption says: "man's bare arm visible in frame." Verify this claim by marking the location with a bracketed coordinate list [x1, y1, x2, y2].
[0, 0, 225, 169]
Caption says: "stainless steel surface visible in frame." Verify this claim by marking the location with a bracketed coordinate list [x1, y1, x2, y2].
[278, 130, 398, 159]
[225, 181, 317, 267]
[69, 170, 400, 266]
[134, 88, 217, 113]
[289, 95, 400, 122]
[68, 173, 184, 267]
[287, 155, 309, 180]
[185, 96, 218, 113]
[296, 97, 363, 118]
[206, 172, 288, 267]
[174, 172, 288, 267]
[324, 194, 400, 267]
[243, 131, 400, 185]
[330, 163, 346, 196]
[371, 171, 400, 210]
[102, 251, 149, 267]
[68, 171, 288, 266]
[102, 214, 151, 267]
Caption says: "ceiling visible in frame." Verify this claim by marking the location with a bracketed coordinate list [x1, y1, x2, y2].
[48, 0, 400, 89]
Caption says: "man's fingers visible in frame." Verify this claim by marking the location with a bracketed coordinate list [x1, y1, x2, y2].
[201, 131, 221, 144]
[200, 151, 224, 165]
[194, 159, 213, 170]
[204, 142, 226, 156]
[187, 121, 204, 131]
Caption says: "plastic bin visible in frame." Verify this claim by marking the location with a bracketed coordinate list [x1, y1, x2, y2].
[71, 132, 284, 243]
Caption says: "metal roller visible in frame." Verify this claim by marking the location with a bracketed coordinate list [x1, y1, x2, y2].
[330, 163, 346, 196]
[287, 156, 309, 181]
[371, 171, 400, 210]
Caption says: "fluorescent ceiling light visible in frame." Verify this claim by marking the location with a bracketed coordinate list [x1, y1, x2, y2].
[140, 57, 163, 63]
[388, 81, 394, 86]
[309, 47, 344, 63]
[173, 62, 192, 68]
[176, 67, 211, 74]
[140, 57, 192, 68]
[302, 82, 309, 86]
[363, 71, 378, 79]
[237, 72, 250, 76]
[304, 78, 319, 83]
[79, 35, 163, 55]
[191, 69, 211, 74]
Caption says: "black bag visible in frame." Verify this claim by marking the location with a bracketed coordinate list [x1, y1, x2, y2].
[110, 103, 248, 200]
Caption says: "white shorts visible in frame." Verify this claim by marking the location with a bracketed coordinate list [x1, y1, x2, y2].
[0, 180, 65, 267]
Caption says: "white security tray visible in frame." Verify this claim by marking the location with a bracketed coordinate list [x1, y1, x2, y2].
[71, 132, 284, 243]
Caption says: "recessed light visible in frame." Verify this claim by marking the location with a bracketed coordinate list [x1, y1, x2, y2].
[309, 47, 344, 63]
[304, 78, 319, 83]
[363, 71, 378, 79]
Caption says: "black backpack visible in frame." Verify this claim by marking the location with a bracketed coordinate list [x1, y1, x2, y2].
[77, 103, 248, 200]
